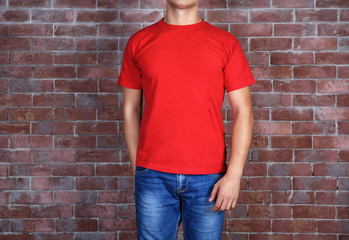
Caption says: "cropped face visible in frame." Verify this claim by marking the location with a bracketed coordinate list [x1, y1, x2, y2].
[166, 0, 199, 9]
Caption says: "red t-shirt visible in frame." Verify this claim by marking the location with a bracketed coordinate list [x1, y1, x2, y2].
[118, 18, 256, 174]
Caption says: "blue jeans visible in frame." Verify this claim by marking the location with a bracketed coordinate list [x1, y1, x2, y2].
[134, 166, 226, 240]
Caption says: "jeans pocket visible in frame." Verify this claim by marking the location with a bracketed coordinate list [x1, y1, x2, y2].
[208, 172, 225, 179]
[135, 166, 150, 175]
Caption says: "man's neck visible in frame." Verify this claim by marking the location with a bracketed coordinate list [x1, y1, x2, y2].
[164, 3, 201, 25]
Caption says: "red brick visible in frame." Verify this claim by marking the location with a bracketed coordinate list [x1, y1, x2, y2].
[10, 80, 53, 93]
[0, 53, 8, 64]
[271, 52, 313, 65]
[76, 177, 118, 190]
[0, 122, 29, 134]
[117, 204, 136, 218]
[314, 163, 349, 176]
[251, 9, 293, 22]
[32, 9, 74, 22]
[318, 220, 349, 233]
[293, 94, 335, 106]
[295, 9, 338, 22]
[294, 66, 336, 79]
[249, 177, 291, 190]
[75, 205, 116, 218]
[198, 0, 227, 8]
[31, 233, 73, 240]
[252, 94, 291, 107]
[77, 10, 118, 22]
[339, 150, 349, 162]
[0, 9, 29, 21]
[98, 108, 123, 121]
[119, 10, 163, 22]
[339, 66, 349, 78]
[0, 66, 32, 78]
[314, 136, 349, 149]
[293, 122, 335, 135]
[99, 219, 136, 231]
[9, 0, 50, 7]
[340, 9, 349, 21]
[0, 234, 30, 240]
[253, 121, 291, 135]
[272, 0, 314, 8]
[318, 80, 349, 93]
[294, 177, 337, 190]
[207, 10, 248, 23]
[251, 66, 292, 79]
[76, 38, 118, 51]
[96, 163, 131, 176]
[318, 24, 349, 36]
[32, 122, 73, 135]
[269, 163, 312, 176]
[10, 108, 53, 120]
[317, 191, 349, 205]
[54, 25, 97, 37]
[228, 219, 271, 232]
[140, 0, 165, 9]
[77, 66, 118, 78]
[31, 205, 72, 218]
[54, 0, 95, 8]
[0, 206, 30, 218]
[54, 191, 97, 204]
[33, 150, 75, 163]
[337, 207, 349, 219]
[249, 205, 291, 218]
[0, 150, 31, 163]
[251, 150, 293, 162]
[54, 108, 95, 120]
[99, 23, 141, 37]
[293, 206, 335, 218]
[295, 150, 338, 162]
[31, 177, 74, 190]
[56, 219, 97, 232]
[228, 0, 270, 8]
[245, 52, 269, 65]
[294, 38, 337, 50]
[271, 136, 312, 148]
[315, 108, 349, 121]
[316, 0, 349, 8]
[11, 24, 52, 36]
[76, 122, 117, 135]
[271, 108, 313, 121]
[34, 66, 75, 78]
[98, 191, 135, 203]
[274, 23, 316, 36]
[338, 122, 349, 135]
[9, 164, 51, 176]
[273, 220, 316, 232]
[272, 191, 315, 204]
[10, 136, 52, 148]
[55, 52, 96, 64]
[12, 219, 54, 232]
[53, 164, 94, 176]
[251, 38, 292, 50]
[55, 136, 96, 148]
[316, 52, 349, 64]
[33, 38, 74, 50]
[242, 163, 267, 176]
[274, 80, 316, 93]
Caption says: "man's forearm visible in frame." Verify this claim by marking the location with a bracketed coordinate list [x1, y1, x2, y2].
[123, 107, 142, 174]
[225, 110, 254, 179]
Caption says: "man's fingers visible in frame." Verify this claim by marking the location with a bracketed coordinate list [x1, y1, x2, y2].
[209, 184, 218, 202]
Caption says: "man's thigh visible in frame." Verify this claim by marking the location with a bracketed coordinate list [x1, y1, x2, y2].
[134, 166, 181, 240]
[180, 172, 226, 240]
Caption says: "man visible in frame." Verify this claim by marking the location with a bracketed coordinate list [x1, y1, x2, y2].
[118, 0, 256, 239]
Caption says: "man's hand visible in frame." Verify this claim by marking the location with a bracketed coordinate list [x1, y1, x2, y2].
[209, 174, 241, 211]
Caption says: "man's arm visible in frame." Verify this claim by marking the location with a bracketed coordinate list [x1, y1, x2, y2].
[209, 85, 254, 211]
[122, 87, 143, 176]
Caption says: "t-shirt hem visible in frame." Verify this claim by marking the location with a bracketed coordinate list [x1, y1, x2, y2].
[136, 161, 227, 175]
[226, 79, 256, 93]
[118, 79, 142, 90]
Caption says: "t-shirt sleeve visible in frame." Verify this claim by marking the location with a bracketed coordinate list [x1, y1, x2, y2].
[117, 35, 142, 90]
[223, 37, 256, 93]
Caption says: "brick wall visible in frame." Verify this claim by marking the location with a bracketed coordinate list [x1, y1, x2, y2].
[0, 0, 348, 239]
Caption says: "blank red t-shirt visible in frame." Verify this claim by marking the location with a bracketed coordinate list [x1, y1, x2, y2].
[118, 18, 256, 174]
